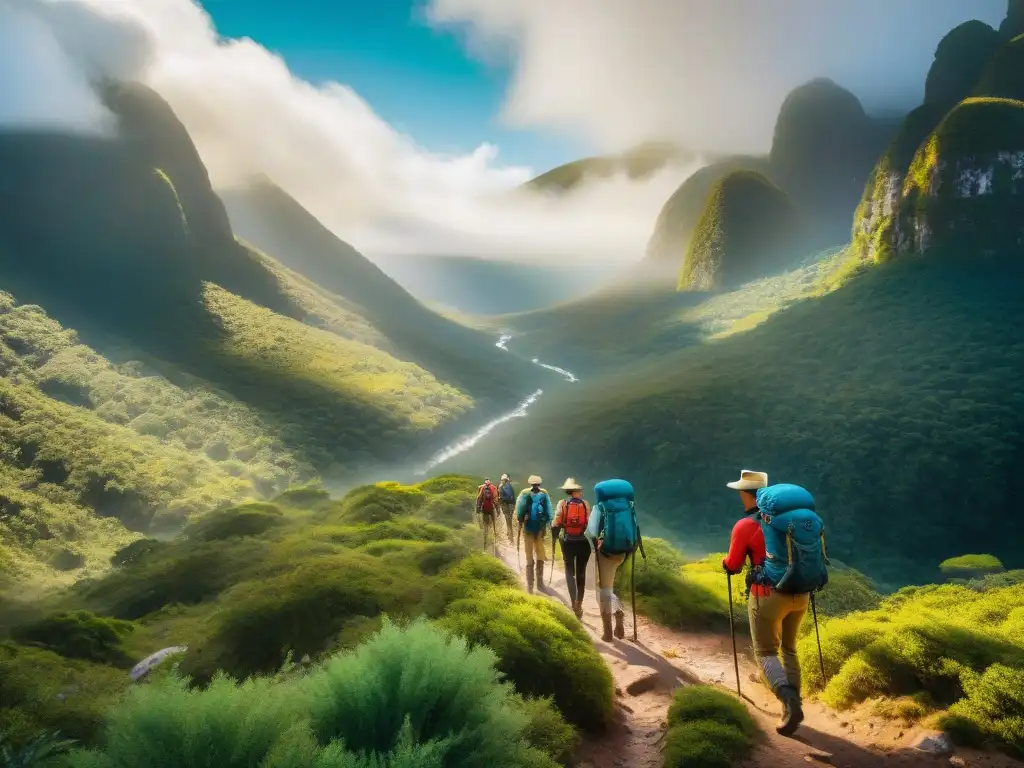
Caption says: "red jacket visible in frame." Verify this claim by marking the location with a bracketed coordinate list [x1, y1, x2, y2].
[722, 513, 771, 597]
[477, 483, 498, 511]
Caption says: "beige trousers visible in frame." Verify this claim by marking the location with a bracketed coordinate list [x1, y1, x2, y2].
[748, 589, 809, 694]
[594, 550, 625, 615]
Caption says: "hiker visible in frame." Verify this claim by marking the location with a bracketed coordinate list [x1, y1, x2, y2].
[476, 477, 499, 550]
[516, 475, 552, 593]
[498, 473, 516, 544]
[587, 478, 639, 642]
[551, 477, 591, 619]
[722, 470, 828, 736]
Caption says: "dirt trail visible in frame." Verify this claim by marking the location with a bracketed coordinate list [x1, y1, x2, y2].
[487, 533, 1021, 768]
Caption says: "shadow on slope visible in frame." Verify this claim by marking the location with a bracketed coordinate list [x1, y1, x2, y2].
[220, 179, 548, 402]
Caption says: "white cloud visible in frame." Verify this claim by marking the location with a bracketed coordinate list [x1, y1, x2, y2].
[427, 0, 1007, 154]
[1, 0, 697, 266]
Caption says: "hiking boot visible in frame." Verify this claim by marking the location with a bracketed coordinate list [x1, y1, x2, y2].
[572, 600, 584, 619]
[526, 567, 535, 594]
[600, 612, 614, 642]
[776, 685, 804, 736]
[613, 610, 625, 639]
[535, 562, 545, 590]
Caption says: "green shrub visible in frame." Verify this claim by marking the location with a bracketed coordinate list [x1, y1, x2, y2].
[65, 672, 299, 768]
[11, 612, 134, 666]
[800, 583, 1024, 730]
[183, 552, 415, 681]
[515, 696, 579, 767]
[182, 502, 284, 542]
[0, 729, 77, 767]
[440, 587, 614, 731]
[939, 554, 1005, 581]
[329, 483, 429, 525]
[942, 664, 1024, 756]
[272, 487, 331, 509]
[302, 618, 559, 767]
[615, 540, 729, 631]
[662, 686, 757, 768]
[109, 540, 167, 569]
[0, 642, 127, 747]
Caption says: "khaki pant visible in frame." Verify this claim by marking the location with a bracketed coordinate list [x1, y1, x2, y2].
[594, 550, 625, 615]
[522, 532, 547, 566]
[499, 502, 516, 542]
[748, 589, 809, 694]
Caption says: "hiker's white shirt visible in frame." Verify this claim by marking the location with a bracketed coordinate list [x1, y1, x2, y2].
[585, 501, 622, 614]
[585, 502, 602, 540]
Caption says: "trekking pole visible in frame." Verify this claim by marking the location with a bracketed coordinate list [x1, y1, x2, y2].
[630, 547, 638, 642]
[727, 572, 741, 697]
[810, 592, 827, 685]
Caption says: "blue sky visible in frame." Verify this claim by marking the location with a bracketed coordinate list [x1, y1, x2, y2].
[199, 0, 583, 172]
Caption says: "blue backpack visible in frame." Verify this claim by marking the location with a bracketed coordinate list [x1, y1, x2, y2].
[755, 484, 829, 594]
[523, 491, 551, 534]
[594, 479, 639, 556]
[499, 481, 515, 503]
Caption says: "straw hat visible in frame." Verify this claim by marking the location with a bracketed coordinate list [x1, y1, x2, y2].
[500, 473, 510, 482]
[726, 469, 768, 491]
[560, 477, 583, 491]
[527, 475, 543, 485]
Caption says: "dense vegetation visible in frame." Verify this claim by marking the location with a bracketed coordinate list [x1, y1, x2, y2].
[799, 576, 1024, 756]
[64, 620, 573, 767]
[472, 251, 1024, 585]
[0, 477, 609, 759]
[679, 170, 804, 291]
[662, 686, 757, 768]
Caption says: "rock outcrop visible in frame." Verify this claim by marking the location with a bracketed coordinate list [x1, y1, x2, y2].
[973, 33, 1024, 101]
[857, 98, 1024, 260]
[923, 21, 1002, 113]
[644, 155, 769, 265]
[1001, 0, 1024, 39]
[679, 170, 803, 291]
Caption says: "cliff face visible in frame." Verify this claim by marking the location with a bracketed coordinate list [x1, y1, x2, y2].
[856, 99, 1024, 261]
[973, 33, 1024, 101]
[923, 21, 1002, 113]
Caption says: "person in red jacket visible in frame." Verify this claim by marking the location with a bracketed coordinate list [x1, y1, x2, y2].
[722, 469, 805, 736]
[476, 477, 500, 551]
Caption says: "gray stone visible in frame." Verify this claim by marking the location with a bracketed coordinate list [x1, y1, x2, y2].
[914, 731, 954, 756]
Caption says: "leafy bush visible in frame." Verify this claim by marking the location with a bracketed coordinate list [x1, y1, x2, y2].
[182, 501, 284, 542]
[11, 612, 134, 666]
[939, 554, 1005, 581]
[440, 587, 614, 731]
[67, 620, 566, 768]
[0, 729, 77, 768]
[0, 642, 126, 747]
[662, 686, 757, 768]
[942, 664, 1024, 756]
[327, 483, 429, 525]
[800, 582, 1024, 749]
[614, 540, 729, 631]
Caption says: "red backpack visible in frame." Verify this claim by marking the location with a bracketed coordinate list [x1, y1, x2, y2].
[479, 483, 496, 512]
[562, 497, 589, 540]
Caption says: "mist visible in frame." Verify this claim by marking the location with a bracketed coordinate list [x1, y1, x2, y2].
[1, 0, 1006, 267]
[427, 0, 1007, 154]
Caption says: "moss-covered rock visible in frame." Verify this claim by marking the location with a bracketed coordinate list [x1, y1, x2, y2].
[974, 33, 1024, 101]
[644, 155, 769, 265]
[923, 21, 1002, 112]
[895, 98, 1024, 255]
[849, 103, 948, 264]
[679, 170, 804, 291]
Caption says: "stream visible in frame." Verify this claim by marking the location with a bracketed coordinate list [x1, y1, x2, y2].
[413, 334, 578, 476]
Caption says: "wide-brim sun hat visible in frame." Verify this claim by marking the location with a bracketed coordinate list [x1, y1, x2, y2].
[726, 469, 768, 491]
[500, 474, 510, 481]
[527, 475, 542, 485]
[560, 477, 583, 491]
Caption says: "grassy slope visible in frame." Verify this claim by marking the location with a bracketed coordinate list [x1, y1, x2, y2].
[467, 251, 1024, 584]
[497, 248, 845, 376]
[525, 142, 698, 192]
[220, 179, 546, 404]
[0, 477, 608, 757]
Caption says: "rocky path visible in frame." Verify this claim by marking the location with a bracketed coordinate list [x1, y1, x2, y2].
[487, 531, 1021, 768]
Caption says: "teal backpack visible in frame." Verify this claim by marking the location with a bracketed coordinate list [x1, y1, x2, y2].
[523, 491, 550, 534]
[755, 484, 829, 594]
[593, 479, 639, 556]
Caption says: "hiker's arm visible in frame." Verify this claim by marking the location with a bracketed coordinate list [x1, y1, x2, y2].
[515, 493, 527, 522]
[722, 518, 752, 574]
[585, 503, 601, 540]
[551, 500, 564, 537]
